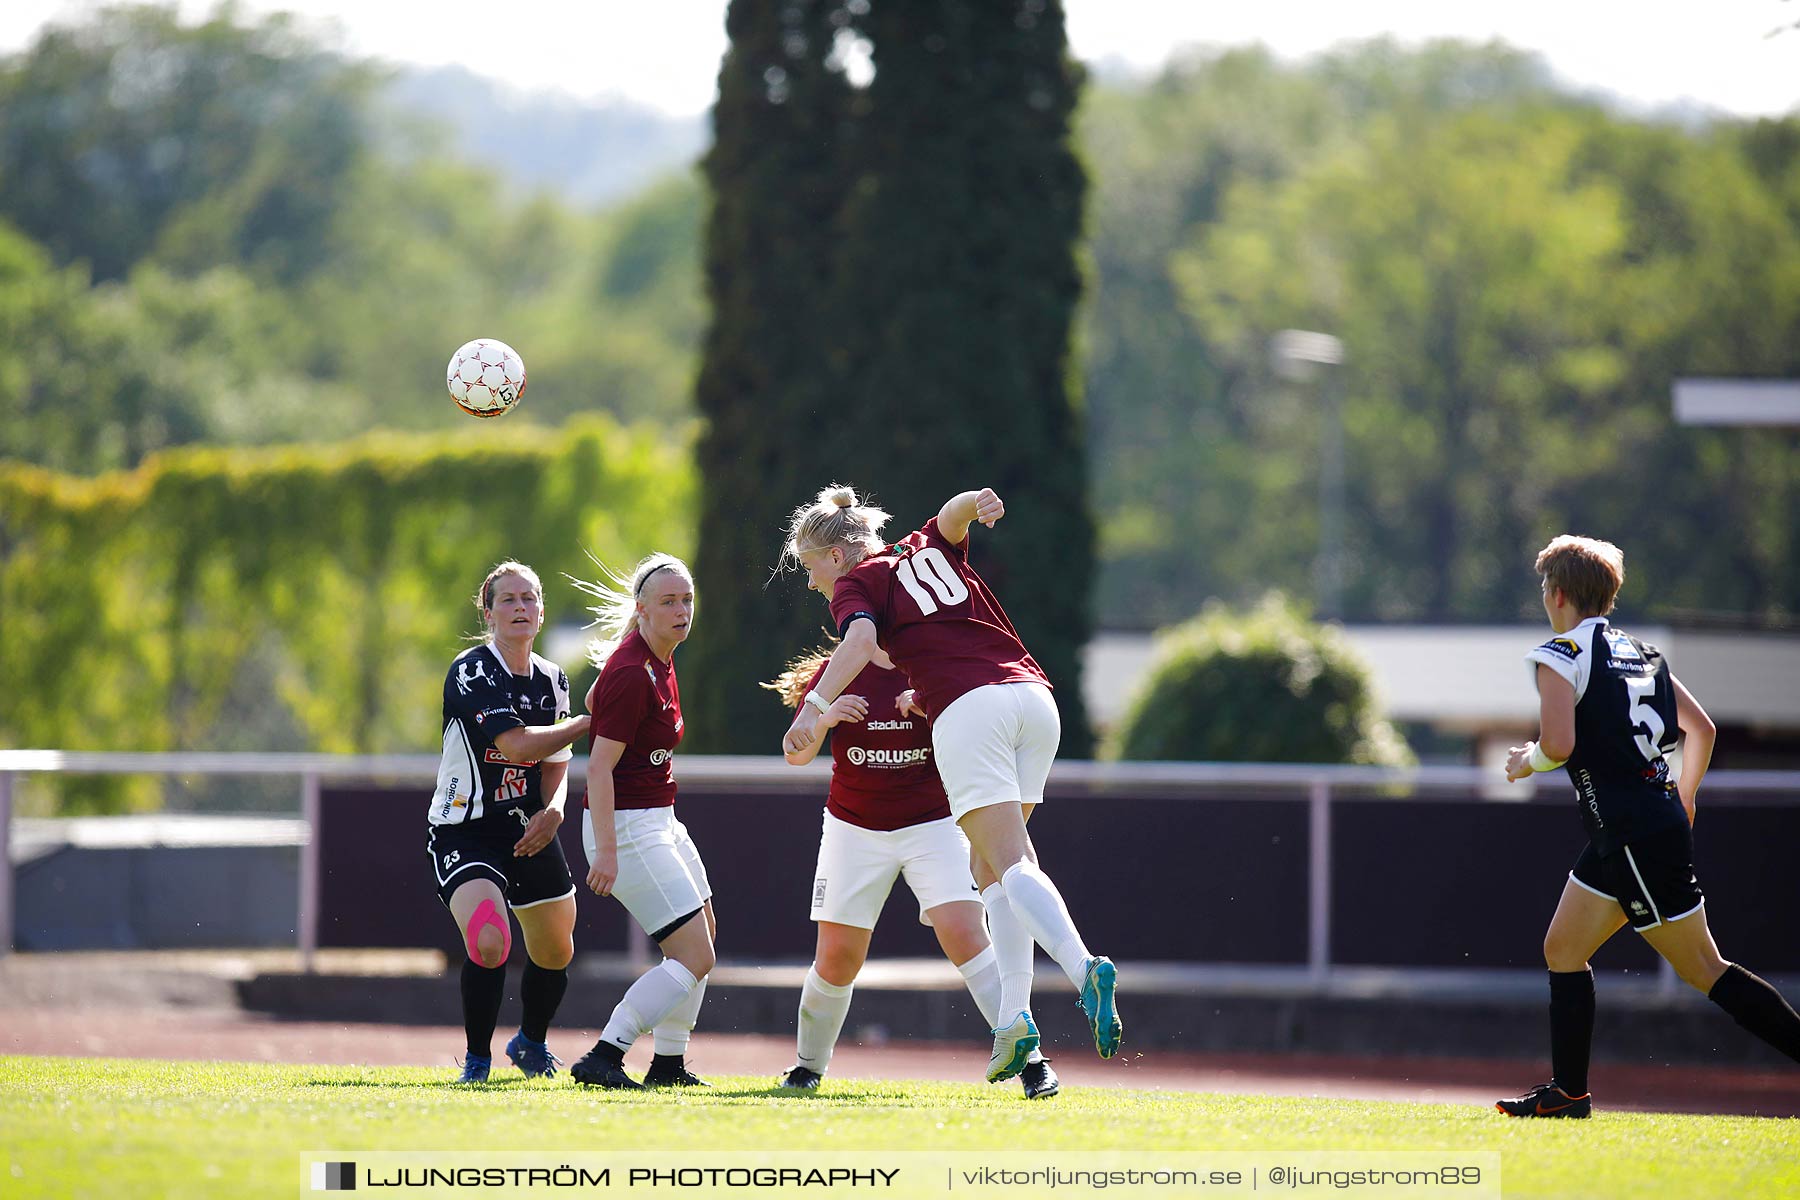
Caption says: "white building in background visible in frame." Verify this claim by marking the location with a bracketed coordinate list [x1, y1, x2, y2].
[548, 622, 1800, 767]
[1084, 626, 1800, 770]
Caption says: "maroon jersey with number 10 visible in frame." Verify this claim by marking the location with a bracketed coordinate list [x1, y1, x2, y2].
[827, 519, 1049, 720]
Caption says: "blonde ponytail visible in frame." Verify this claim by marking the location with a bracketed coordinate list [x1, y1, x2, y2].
[567, 552, 693, 667]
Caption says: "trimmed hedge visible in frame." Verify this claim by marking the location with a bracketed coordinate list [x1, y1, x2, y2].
[0, 415, 693, 812]
[1109, 594, 1412, 766]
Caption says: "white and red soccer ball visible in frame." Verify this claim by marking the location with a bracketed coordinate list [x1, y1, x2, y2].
[446, 338, 527, 418]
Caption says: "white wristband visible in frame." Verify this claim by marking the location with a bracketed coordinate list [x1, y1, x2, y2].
[804, 690, 831, 716]
[1527, 741, 1567, 773]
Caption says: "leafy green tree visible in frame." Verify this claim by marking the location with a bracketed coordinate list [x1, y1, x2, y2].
[1560, 120, 1800, 618]
[1109, 595, 1411, 765]
[1085, 43, 1800, 626]
[832, 0, 1094, 754]
[0, 5, 378, 283]
[1175, 103, 1635, 620]
[0, 223, 280, 472]
[0, 5, 707, 469]
[1078, 42, 1571, 628]
[685, 0, 864, 753]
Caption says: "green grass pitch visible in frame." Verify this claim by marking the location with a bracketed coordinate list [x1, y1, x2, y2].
[3, 1056, 1797, 1198]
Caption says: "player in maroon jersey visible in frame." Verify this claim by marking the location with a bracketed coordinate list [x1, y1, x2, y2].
[780, 484, 1121, 1083]
[430, 561, 592, 1084]
[563, 553, 716, 1091]
[764, 643, 1059, 1098]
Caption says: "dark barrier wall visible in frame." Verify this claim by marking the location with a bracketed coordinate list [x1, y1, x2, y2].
[322, 777, 1800, 972]
[16, 844, 300, 950]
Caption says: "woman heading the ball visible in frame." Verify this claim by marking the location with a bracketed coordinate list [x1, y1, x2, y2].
[781, 485, 1121, 1083]
[564, 553, 716, 1090]
[429, 561, 591, 1083]
[765, 642, 1059, 1099]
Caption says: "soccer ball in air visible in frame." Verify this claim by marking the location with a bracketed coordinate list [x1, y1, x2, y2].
[446, 338, 527, 418]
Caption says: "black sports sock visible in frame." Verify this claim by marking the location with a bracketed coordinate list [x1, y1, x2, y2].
[1708, 964, 1800, 1063]
[586, 1039, 626, 1065]
[460, 959, 507, 1060]
[519, 961, 569, 1045]
[650, 1053, 687, 1074]
[1548, 968, 1595, 1097]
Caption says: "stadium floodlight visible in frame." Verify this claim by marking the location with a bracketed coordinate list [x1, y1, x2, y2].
[1272, 330, 1349, 620]
[1672, 378, 1800, 426]
[1270, 329, 1345, 382]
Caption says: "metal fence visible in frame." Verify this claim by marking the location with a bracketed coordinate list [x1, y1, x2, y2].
[3, 750, 1796, 989]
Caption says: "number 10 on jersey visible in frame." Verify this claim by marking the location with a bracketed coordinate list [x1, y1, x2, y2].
[896, 547, 970, 614]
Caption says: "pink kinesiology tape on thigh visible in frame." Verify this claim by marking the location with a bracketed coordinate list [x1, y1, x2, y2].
[465, 898, 511, 963]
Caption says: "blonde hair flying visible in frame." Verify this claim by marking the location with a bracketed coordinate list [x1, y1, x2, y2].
[761, 643, 837, 710]
[567, 552, 693, 667]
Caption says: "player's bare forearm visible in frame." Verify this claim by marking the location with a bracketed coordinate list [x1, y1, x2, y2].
[809, 621, 877, 705]
[495, 715, 590, 764]
[936, 488, 1004, 545]
[584, 769, 619, 895]
[513, 806, 562, 857]
[586, 739, 624, 850]
[1673, 675, 1715, 811]
[783, 710, 826, 765]
[541, 760, 569, 815]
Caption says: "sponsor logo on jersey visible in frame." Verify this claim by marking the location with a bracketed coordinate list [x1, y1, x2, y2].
[1602, 630, 1643, 661]
[845, 746, 931, 767]
[1575, 768, 1604, 828]
[865, 720, 914, 731]
[1540, 637, 1582, 661]
[475, 705, 512, 727]
[649, 748, 672, 766]
[484, 748, 538, 766]
[455, 657, 490, 695]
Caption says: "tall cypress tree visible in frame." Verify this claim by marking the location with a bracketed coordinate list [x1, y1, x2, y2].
[686, 0, 858, 752]
[688, 0, 1094, 755]
[832, 0, 1094, 754]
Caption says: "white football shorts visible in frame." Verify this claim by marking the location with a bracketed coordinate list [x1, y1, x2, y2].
[810, 810, 982, 929]
[582, 806, 713, 938]
[931, 681, 1060, 820]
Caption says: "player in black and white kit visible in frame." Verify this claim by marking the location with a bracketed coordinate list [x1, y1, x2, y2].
[430, 561, 591, 1084]
[1496, 536, 1800, 1118]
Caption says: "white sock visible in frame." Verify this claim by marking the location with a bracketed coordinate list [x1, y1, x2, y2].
[1000, 861, 1092, 991]
[981, 882, 1036, 1020]
[795, 965, 855, 1072]
[652, 976, 707, 1056]
[957, 944, 1042, 1064]
[601, 958, 697, 1052]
